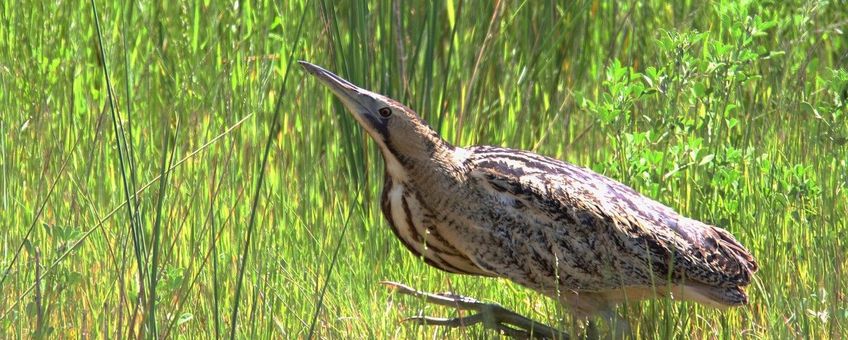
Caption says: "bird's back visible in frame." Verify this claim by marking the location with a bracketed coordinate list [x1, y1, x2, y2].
[456, 146, 758, 307]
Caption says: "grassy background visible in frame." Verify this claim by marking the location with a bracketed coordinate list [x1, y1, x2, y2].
[1, 0, 847, 338]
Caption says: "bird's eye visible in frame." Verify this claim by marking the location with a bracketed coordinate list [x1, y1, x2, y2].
[378, 107, 392, 118]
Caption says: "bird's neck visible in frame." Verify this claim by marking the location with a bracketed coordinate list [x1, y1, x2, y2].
[380, 137, 467, 190]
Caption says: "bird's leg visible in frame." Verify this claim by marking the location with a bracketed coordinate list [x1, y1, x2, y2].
[381, 281, 571, 339]
[571, 318, 598, 340]
[585, 319, 599, 340]
[577, 309, 630, 340]
[599, 309, 631, 340]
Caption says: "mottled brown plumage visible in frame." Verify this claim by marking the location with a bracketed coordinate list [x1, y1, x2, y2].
[300, 61, 758, 335]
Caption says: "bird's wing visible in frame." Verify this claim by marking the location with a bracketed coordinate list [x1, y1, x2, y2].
[466, 146, 757, 292]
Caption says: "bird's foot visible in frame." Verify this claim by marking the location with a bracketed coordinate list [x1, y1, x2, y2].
[603, 313, 632, 340]
[381, 281, 571, 339]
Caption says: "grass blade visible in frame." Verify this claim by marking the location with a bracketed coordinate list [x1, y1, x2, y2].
[227, 1, 312, 338]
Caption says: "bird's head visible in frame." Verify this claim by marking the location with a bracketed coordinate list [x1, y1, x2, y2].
[300, 61, 450, 177]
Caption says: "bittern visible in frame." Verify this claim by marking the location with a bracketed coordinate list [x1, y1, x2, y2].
[300, 61, 757, 338]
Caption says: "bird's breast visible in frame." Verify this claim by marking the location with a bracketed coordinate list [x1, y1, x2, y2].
[380, 177, 490, 276]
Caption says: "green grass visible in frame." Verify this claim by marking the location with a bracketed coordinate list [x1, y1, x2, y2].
[1, 0, 846, 338]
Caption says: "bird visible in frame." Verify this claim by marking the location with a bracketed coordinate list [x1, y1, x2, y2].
[299, 60, 758, 338]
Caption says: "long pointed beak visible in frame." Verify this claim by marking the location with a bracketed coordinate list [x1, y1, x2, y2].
[298, 61, 371, 113]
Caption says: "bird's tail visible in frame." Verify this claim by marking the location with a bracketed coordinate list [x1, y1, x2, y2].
[674, 223, 758, 307]
[711, 226, 759, 277]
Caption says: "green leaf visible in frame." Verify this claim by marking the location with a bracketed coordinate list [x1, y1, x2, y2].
[66, 271, 83, 286]
[26, 301, 38, 317]
[176, 312, 194, 326]
[727, 118, 739, 129]
[23, 239, 36, 256]
[699, 154, 715, 166]
[693, 82, 707, 97]
[724, 103, 738, 116]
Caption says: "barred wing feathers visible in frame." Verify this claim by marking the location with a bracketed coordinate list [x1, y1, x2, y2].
[466, 146, 758, 305]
